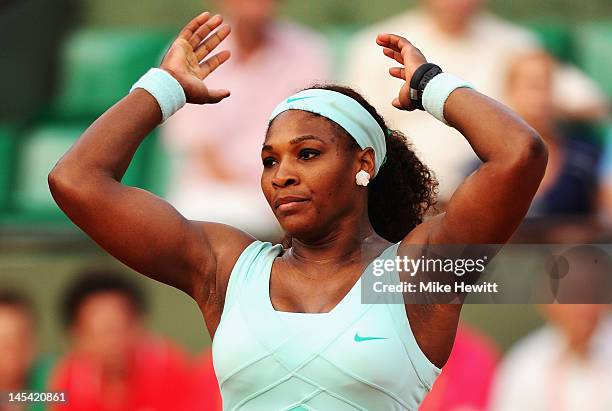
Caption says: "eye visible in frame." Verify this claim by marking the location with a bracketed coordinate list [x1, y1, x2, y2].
[262, 157, 277, 168]
[299, 149, 320, 161]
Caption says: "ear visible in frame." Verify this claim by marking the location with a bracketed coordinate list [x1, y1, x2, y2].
[358, 148, 376, 178]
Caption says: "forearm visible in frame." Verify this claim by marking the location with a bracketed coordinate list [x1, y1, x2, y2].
[427, 88, 548, 244]
[444, 88, 546, 165]
[52, 89, 162, 182]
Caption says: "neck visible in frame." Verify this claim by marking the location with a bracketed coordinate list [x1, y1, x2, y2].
[565, 336, 592, 360]
[98, 357, 132, 389]
[106, 360, 129, 376]
[232, 23, 269, 61]
[0, 374, 26, 391]
[426, 8, 472, 36]
[290, 212, 382, 265]
[526, 117, 558, 145]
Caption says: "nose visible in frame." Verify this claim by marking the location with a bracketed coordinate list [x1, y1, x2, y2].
[271, 158, 299, 188]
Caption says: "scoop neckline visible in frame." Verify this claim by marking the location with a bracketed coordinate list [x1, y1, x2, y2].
[264, 242, 396, 316]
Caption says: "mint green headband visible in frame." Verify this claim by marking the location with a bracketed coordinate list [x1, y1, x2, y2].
[269, 89, 388, 176]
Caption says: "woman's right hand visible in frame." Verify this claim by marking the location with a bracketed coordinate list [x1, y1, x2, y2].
[160, 12, 231, 104]
[376, 33, 428, 111]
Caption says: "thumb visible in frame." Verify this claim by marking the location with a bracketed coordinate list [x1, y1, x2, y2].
[206, 89, 231, 104]
[392, 98, 404, 110]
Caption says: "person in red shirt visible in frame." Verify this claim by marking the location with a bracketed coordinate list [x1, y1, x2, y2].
[419, 323, 500, 411]
[0, 289, 43, 411]
[49, 269, 193, 411]
[190, 349, 222, 411]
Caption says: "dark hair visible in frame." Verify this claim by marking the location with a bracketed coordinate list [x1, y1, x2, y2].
[0, 288, 36, 322]
[61, 268, 147, 327]
[279, 84, 438, 245]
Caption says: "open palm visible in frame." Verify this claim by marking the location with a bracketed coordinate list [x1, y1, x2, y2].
[161, 12, 232, 105]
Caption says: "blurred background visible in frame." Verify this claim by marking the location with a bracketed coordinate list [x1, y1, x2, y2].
[1, 0, 611, 410]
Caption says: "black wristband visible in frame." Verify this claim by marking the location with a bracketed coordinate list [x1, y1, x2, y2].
[409, 63, 443, 110]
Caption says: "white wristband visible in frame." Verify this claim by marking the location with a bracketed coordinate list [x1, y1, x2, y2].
[422, 73, 473, 125]
[130, 68, 186, 123]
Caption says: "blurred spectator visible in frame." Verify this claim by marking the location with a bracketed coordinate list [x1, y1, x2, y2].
[598, 136, 612, 225]
[0, 289, 52, 411]
[490, 305, 612, 410]
[49, 269, 193, 411]
[162, 0, 331, 237]
[505, 51, 602, 218]
[419, 322, 499, 411]
[190, 349, 222, 411]
[345, 0, 608, 202]
[0, 290, 36, 394]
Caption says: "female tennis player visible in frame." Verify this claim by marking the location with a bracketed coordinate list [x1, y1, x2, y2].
[49, 12, 547, 410]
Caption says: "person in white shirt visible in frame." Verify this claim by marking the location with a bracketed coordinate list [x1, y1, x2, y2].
[490, 305, 612, 411]
[162, 0, 330, 237]
[345, 0, 608, 202]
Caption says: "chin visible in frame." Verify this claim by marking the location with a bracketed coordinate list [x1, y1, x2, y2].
[277, 214, 321, 241]
[278, 216, 311, 236]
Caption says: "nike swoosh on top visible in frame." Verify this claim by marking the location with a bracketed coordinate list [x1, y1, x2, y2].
[354, 332, 388, 342]
[286, 96, 316, 103]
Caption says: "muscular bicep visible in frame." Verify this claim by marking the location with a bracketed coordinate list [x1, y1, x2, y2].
[51, 174, 254, 300]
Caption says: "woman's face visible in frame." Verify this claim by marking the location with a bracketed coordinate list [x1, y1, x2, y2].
[261, 110, 369, 241]
[0, 306, 36, 386]
[72, 292, 142, 368]
[506, 53, 555, 125]
[219, 0, 277, 28]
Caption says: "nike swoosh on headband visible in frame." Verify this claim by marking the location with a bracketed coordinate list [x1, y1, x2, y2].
[286, 96, 317, 103]
[270, 89, 387, 176]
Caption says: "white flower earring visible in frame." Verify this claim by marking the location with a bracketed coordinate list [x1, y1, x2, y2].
[355, 170, 370, 187]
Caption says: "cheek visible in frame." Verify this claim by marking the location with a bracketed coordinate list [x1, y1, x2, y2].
[309, 166, 355, 211]
[260, 171, 273, 204]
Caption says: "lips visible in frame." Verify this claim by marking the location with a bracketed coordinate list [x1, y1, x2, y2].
[274, 195, 309, 210]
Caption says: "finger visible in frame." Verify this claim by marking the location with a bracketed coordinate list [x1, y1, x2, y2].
[389, 67, 406, 80]
[178, 12, 211, 42]
[392, 97, 403, 110]
[189, 14, 223, 49]
[377, 33, 413, 50]
[199, 50, 231, 77]
[382, 47, 403, 65]
[195, 24, 231, 61]
[376, 33, 413, 53]
[207, 88, 231, 104]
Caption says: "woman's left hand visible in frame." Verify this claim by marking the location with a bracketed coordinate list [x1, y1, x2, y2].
[376, 33, 428, 111]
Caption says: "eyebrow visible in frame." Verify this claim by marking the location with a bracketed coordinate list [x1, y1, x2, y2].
[262, 135, 327, 152]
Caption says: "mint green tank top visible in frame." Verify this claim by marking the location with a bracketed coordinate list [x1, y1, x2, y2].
[212, 240, 441, 411]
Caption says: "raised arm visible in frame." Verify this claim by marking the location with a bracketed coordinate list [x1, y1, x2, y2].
[48, 13, 254, 304]
[376, 34, 548, 245]
[372, 34, 547, 369]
